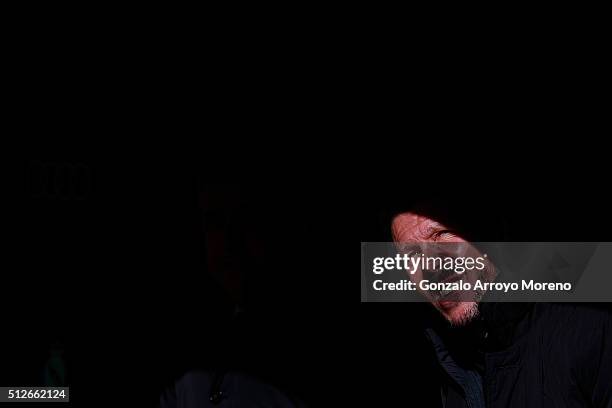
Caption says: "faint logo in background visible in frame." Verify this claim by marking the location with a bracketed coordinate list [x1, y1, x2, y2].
[29, 161, 93, 200]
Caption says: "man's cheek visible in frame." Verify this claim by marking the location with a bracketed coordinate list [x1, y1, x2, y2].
[410, 269, 435, 302]
[409, 268, 423, 284]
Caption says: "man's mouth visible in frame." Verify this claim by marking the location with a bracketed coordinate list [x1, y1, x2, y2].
[438, 298, 459, 311]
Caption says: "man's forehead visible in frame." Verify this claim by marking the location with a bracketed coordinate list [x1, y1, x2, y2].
[392, 212, 444, 239]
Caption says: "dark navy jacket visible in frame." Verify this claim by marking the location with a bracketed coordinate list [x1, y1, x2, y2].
[428, 303, 612, 408]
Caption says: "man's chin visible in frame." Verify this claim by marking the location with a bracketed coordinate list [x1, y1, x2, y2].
[436, 301, 478, 327]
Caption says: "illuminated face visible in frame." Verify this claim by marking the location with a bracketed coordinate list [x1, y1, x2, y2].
[391, 212, 481, 326]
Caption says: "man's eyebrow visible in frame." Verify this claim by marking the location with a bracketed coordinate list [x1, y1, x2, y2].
[420, 221, 447, 238]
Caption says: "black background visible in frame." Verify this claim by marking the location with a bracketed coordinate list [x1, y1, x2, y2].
[9, 157, 612, 407]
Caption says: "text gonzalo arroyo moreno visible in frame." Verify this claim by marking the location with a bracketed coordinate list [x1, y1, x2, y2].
[371, 253, 573, 293]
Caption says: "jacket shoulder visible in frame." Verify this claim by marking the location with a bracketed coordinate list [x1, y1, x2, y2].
[535, 303, 611, 398]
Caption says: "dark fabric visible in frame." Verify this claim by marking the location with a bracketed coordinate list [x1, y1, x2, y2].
[427, 303, 612, 408]
[427, 328, 485, 408]
[160, 370, 306, 408]
[445, 383, 468, 408]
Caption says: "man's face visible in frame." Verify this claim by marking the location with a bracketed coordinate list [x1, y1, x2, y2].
[391, 212, 482, 326]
